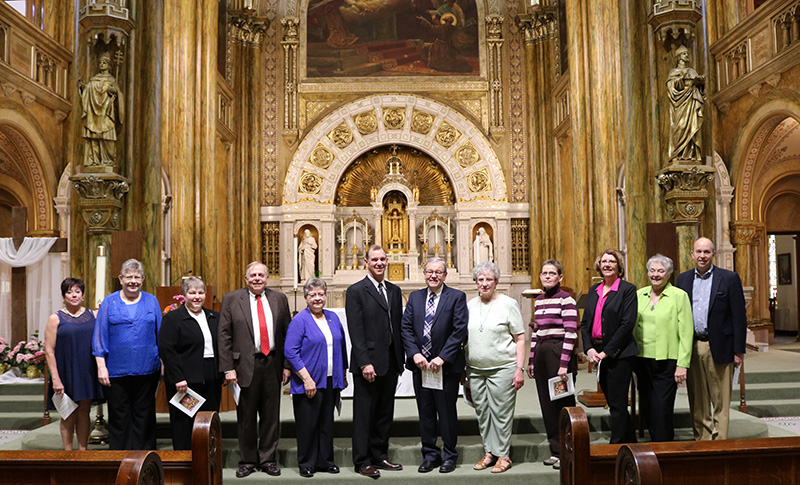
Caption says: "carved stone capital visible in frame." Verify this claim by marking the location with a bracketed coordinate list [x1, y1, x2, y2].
[656, 164, 715, 223]
[515, 10, 556, 45]
[648, 0, 703, 43]
[70, 172, 130, 234]
[281, 17, 300, 43]
[230, 8, 270, 47]
[730, 220, 765, 246]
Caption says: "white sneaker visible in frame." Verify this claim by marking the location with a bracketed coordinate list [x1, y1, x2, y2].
[543, 456, 558, 466]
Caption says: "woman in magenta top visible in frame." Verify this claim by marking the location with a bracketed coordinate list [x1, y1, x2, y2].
[580, 248, 638, 444]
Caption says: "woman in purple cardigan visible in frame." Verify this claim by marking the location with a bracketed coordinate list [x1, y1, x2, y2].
[285, 278, 348, 478]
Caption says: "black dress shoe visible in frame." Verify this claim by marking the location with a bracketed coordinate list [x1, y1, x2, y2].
[235, 464, 256, 478]
[358, 465, 381, 478]
[317, 465, 340, 473]
[439, 460, 456, 473]
[376, 459, 403, 471]
[263, 462, 281, 476]
[300, 467, 315, 478]
[418, 458, 442, 473]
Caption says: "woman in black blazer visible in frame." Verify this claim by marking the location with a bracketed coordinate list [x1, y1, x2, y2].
[580, 248, 638, 444]
[159, 277, 223, 450]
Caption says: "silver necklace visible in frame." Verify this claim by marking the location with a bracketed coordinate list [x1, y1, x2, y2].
[478, 299, 495, 332]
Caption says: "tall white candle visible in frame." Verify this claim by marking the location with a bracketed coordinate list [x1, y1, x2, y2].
[447, 217, 450, 240]
[293, 236, 298, 289]
[423, 220, 427, 244]
[94, 245, 106, 309]
[340, 220, 344, 242]
[435, 221, 439, 247]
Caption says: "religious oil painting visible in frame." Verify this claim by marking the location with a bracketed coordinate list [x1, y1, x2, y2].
[306, 0, 480, 77]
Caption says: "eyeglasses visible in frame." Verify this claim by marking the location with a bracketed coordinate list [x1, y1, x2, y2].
[599, 260, 618, 265]
[540, 271, 559, 277]
[424, 270, 445, 276]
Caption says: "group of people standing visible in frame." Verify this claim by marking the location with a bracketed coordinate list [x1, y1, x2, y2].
[41, 235, 745, 478]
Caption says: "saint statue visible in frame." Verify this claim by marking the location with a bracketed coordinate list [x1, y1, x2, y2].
[80, 52, 123, 168]
[473, 227, 493, 265]
[298, 229, 318, 282]
[667, 45, 705, 162]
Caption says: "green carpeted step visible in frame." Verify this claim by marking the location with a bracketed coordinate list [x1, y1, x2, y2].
[0, 395, 46, 413]
[744, 370, 800, 384]
[0, 412, 56, 430]
[733, 382, 800, 401]
[0, 383, 44, 396]
[742, 399, 800, 418]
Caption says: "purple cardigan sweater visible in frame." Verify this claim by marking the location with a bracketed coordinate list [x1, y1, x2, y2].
[284, 308, 348, 394]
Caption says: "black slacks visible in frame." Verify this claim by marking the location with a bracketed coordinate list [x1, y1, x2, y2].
[167, 358, 222, 450]
[533, 338, 577, 457]
[598, 356, 636, 444]
[412, 370, 460, 462]
[635, 357, 678, 442]
[352, 359, 398, 469]
[106, 371, 159, 450]
[293, 377, 339, 470]
[237, 352, 282, 466]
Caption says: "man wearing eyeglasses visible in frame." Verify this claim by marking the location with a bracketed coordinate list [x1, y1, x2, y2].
[675, 237, 747, 441]
[401, 257, 468, 473]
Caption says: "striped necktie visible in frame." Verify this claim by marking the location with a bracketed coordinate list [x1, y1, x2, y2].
[423, 293, 435, 358]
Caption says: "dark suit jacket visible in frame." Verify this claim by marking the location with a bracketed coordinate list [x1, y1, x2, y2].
[676, 266, 747, 364]
[217, 287, 291, 388]
[159, 305, 222, 385]
[400, 284, 468, 374]
[580, 279, 639, 360]
[345, 276, 404, 376]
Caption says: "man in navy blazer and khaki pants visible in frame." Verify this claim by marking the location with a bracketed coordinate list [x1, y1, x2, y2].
[346, 245, 405, 478]
[676, 237, 747, 441]
[401, 257, 467, 474]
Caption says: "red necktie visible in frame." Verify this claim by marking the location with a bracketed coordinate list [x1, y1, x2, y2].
[256, 295, 270, 356]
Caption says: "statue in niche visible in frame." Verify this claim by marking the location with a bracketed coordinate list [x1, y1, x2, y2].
[80, 52, 123, 168]
[667, 45, 705, 162]
[298, 229, 318, 282]
[473, 227, 493, 265]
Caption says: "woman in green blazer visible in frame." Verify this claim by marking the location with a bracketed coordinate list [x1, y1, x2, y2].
[634, 254, 693, 442]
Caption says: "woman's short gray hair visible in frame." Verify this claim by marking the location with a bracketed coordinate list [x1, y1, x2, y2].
[119, 259, 144, 277]
[472, 261, 500, 281]
[303, 277, 327, 298]
[181, 276, 206, 295]
[646, 253, 674, 276]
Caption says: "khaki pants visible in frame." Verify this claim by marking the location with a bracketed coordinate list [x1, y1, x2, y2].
[686, 340, 734, 440]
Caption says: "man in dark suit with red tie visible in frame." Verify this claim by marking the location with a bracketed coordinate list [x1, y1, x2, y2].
[346, 245, 405, 478]
[401, 257, 467, 473]
[218, 261, 291, 478]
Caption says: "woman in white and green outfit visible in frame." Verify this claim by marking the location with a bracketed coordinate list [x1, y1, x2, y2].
[465, 262, 526, 474]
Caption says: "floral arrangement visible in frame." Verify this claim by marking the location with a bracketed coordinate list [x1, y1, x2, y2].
[6, 331, 46, 374]
[0, 336, 11, 370]
[162, 294, 185, 315]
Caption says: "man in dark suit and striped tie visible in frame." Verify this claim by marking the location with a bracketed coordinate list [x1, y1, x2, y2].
[346, 245, 405, 478]
[401, 257, 468, 473]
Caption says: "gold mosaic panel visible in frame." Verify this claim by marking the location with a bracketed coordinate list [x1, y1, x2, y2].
[327, 121, 353, 149]
[410, 110, 435, 135]
[382, 107, 406, 130]
[467, 168, 492, 193]
[434, 121, 461, 148]
[309, 144, 334, 169]
[354, 111, 378, 135]
[261, 221, 280, 277]
[455, 142, 481, 168]
[298, 171, 322, 195]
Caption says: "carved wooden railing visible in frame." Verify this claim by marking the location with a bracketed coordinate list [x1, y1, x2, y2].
[0, 1, 71, 116]
[710, 0, 800, 108]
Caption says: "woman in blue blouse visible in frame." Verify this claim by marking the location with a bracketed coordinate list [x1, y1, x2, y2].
[285, 278, 348, 478]
[92, 259, 161, 450]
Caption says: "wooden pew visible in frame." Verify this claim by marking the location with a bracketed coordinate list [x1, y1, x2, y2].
[0, 411, 221, 485]
[561, 406, 800, 485]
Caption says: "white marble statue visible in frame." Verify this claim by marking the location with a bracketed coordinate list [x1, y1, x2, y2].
[473, 227, 493, 264]
[298, 229, 318, 281]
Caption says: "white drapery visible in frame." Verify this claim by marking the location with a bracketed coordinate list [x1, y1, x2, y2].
[0, 238, 63, 342]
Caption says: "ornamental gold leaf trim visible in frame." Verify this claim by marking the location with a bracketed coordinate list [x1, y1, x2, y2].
[309, 144, 334, 169]
[327, 122, 353, 149]
[467, 168, 492, 193]
[382, 107, 406, 130]
[410, 110, 435, 135]
[354, 111, 378, 135]
[435, 121, 461, 147]
[455, 141, 481, 168]
[298, 171, 322, 195]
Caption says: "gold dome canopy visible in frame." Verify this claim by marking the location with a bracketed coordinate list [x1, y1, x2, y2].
[335, 145, 455, 207]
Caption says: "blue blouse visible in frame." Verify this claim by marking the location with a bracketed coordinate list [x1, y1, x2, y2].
[285, 308, 348, 394]
[92, 291, 162, 378]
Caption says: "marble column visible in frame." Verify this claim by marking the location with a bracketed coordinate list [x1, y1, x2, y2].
[731, 220, 765, 324]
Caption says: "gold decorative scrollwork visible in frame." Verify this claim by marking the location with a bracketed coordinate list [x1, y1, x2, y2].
[298, 171, 322, 195]
[354, 111, 378, 135]
[455, 142, 481, 168]
[410, 110, 435, 134]
[434, 121, 461, 147]
[261, 221, 280, 277]
[327, 122, 353, 149]
[309, 144, 334, 169]
[383, 107, 406, 130]
[467, 168, 491, 193]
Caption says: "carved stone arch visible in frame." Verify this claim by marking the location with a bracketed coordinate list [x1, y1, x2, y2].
[0, 107, 58, 233]
[283, 95, 507, 205]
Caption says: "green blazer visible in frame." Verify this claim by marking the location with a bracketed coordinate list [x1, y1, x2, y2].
[634, 283, 693, 368]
